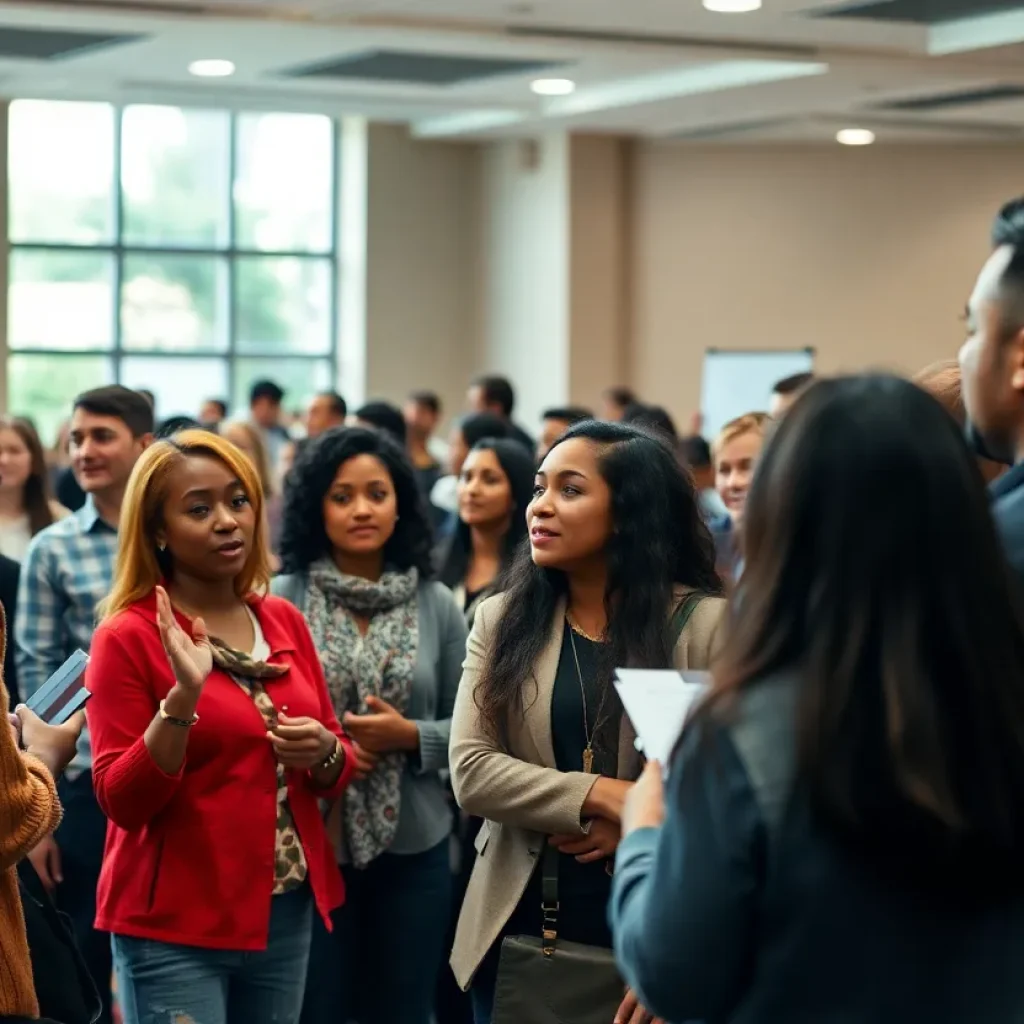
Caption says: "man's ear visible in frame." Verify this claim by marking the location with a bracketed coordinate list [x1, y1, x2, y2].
[139, 432, 156, 451]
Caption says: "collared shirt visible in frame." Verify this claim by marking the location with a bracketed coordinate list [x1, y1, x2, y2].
[15, 496, 118, 777]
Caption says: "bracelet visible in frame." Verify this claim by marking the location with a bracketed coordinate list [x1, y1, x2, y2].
[158, 699, 198, 728]
[318, 738, 342, 770]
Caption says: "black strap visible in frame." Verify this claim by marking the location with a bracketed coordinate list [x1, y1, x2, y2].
[541, 844, 560, 956]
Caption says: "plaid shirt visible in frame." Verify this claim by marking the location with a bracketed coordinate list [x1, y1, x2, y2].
[16, 497, 118, 777]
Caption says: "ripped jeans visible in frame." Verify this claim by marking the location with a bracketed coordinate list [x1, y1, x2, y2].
[112, 887, 313, 1024]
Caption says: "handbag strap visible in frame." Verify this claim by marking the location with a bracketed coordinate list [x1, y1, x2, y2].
[667, 591, 705, 649]
[541, 844, 561, 957]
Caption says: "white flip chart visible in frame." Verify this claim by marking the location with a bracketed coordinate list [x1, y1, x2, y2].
[614, 670, 711, 765]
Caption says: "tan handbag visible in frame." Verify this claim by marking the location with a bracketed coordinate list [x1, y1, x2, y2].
[492, 846, 623, 1024]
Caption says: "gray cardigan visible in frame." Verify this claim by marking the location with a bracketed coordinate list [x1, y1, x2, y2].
[272, 572, 468, 857]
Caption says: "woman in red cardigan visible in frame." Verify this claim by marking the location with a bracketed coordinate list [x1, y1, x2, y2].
[86, 429, 354, 1024]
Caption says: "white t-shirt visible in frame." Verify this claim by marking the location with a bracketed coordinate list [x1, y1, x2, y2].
[0, 502, 69, 562]
[245, 604, 271, 660]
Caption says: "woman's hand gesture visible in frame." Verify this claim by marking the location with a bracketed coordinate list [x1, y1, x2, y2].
[156, 586, 212, 692]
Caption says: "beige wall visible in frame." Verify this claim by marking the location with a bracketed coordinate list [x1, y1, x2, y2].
[568, 135, 631, 410]
[629, 142, 1024, 421]
[364, 124, 480, 424]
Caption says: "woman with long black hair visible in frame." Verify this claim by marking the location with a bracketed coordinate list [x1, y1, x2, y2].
[437, 439, 534, 625]
[449, 420, 724, 1024]
[612, 375, 1024, 1024]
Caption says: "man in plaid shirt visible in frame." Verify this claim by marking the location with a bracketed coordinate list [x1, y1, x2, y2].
[17, 385, 154, 1024]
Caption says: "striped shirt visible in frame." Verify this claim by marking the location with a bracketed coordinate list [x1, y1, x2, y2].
[15, 497, 118, 777]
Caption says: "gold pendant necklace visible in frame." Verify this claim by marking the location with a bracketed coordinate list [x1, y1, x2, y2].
[567, 617, 608, 774]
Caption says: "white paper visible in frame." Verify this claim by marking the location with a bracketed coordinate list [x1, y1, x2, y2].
[614, 669, 710, 765]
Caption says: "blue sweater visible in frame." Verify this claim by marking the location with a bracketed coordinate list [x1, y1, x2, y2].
[610, 676, 1024, 1024]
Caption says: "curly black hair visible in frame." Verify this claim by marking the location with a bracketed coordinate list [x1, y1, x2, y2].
[278, 426, 435, 577]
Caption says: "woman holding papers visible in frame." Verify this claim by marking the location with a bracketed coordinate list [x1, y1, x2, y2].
[611, 376, 1024, 1024]
[449, 420, 724, 1024]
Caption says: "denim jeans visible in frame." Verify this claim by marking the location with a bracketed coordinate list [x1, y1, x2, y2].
[113, 886, 313, 1024]
[300, 838, 452, 1024]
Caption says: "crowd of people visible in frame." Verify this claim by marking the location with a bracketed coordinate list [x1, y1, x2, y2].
[4, 195, 1024, 1024]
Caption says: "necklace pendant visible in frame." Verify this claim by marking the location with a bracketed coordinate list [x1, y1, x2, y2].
[582, 746, 594, 774]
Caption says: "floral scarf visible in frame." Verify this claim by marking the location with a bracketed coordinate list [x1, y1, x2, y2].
[206, 636, 308, 893]
[304, 558, 418, 868]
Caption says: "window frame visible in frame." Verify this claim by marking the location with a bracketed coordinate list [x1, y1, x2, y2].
[7, 101, 340, 409]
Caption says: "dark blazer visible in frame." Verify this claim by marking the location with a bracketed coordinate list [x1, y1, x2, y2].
[611, 676, 1024, 1024]
[0, 556, 20, 707]
[989, 461, 1024, 592]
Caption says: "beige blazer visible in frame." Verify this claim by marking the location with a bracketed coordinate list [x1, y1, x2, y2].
[448, 589, 725, 990]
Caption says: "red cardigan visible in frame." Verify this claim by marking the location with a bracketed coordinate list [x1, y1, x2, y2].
[86, 590, 355, 950]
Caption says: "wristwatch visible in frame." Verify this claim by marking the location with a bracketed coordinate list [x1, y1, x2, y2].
[319, 738, 343, 770]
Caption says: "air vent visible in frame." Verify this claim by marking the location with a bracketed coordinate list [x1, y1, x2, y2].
[875, 85, 1024, 111]
[280, 50, 561, 85]
[507, 24, 817, 58]
[673, 117, 794, 140]
[811, 0, 1022, 26]
[0, 24, 144, 59]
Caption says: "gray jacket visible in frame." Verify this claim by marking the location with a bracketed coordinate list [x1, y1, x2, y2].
[272, 572, 468, 857]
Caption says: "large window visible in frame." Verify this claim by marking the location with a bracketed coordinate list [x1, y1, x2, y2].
[8, 100, 337, 443]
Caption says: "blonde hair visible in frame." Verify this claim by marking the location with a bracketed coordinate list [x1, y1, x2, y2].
[713, 412, 770, 462]
[102, 430, 271, 621]
[222, 421, 275, 498]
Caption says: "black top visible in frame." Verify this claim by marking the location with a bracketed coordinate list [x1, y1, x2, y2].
[503, 621, 616, 947]
[0, 554, 20, 706]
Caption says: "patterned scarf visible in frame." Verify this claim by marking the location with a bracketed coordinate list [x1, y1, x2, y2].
[207, 634, 309, 893]
[304, 558, 419, 868]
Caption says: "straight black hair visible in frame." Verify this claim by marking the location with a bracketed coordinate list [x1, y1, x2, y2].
[437, 438, 535, 590]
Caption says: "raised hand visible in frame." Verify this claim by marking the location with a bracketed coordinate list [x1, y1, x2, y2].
[156, 586, 212, 692]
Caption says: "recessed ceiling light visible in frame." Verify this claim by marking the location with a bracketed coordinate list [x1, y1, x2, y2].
[188, 59, 236, 78]
[703, 0, 762, 11]
[836, 127, 876, 146]
[531, 78, 576, 96]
